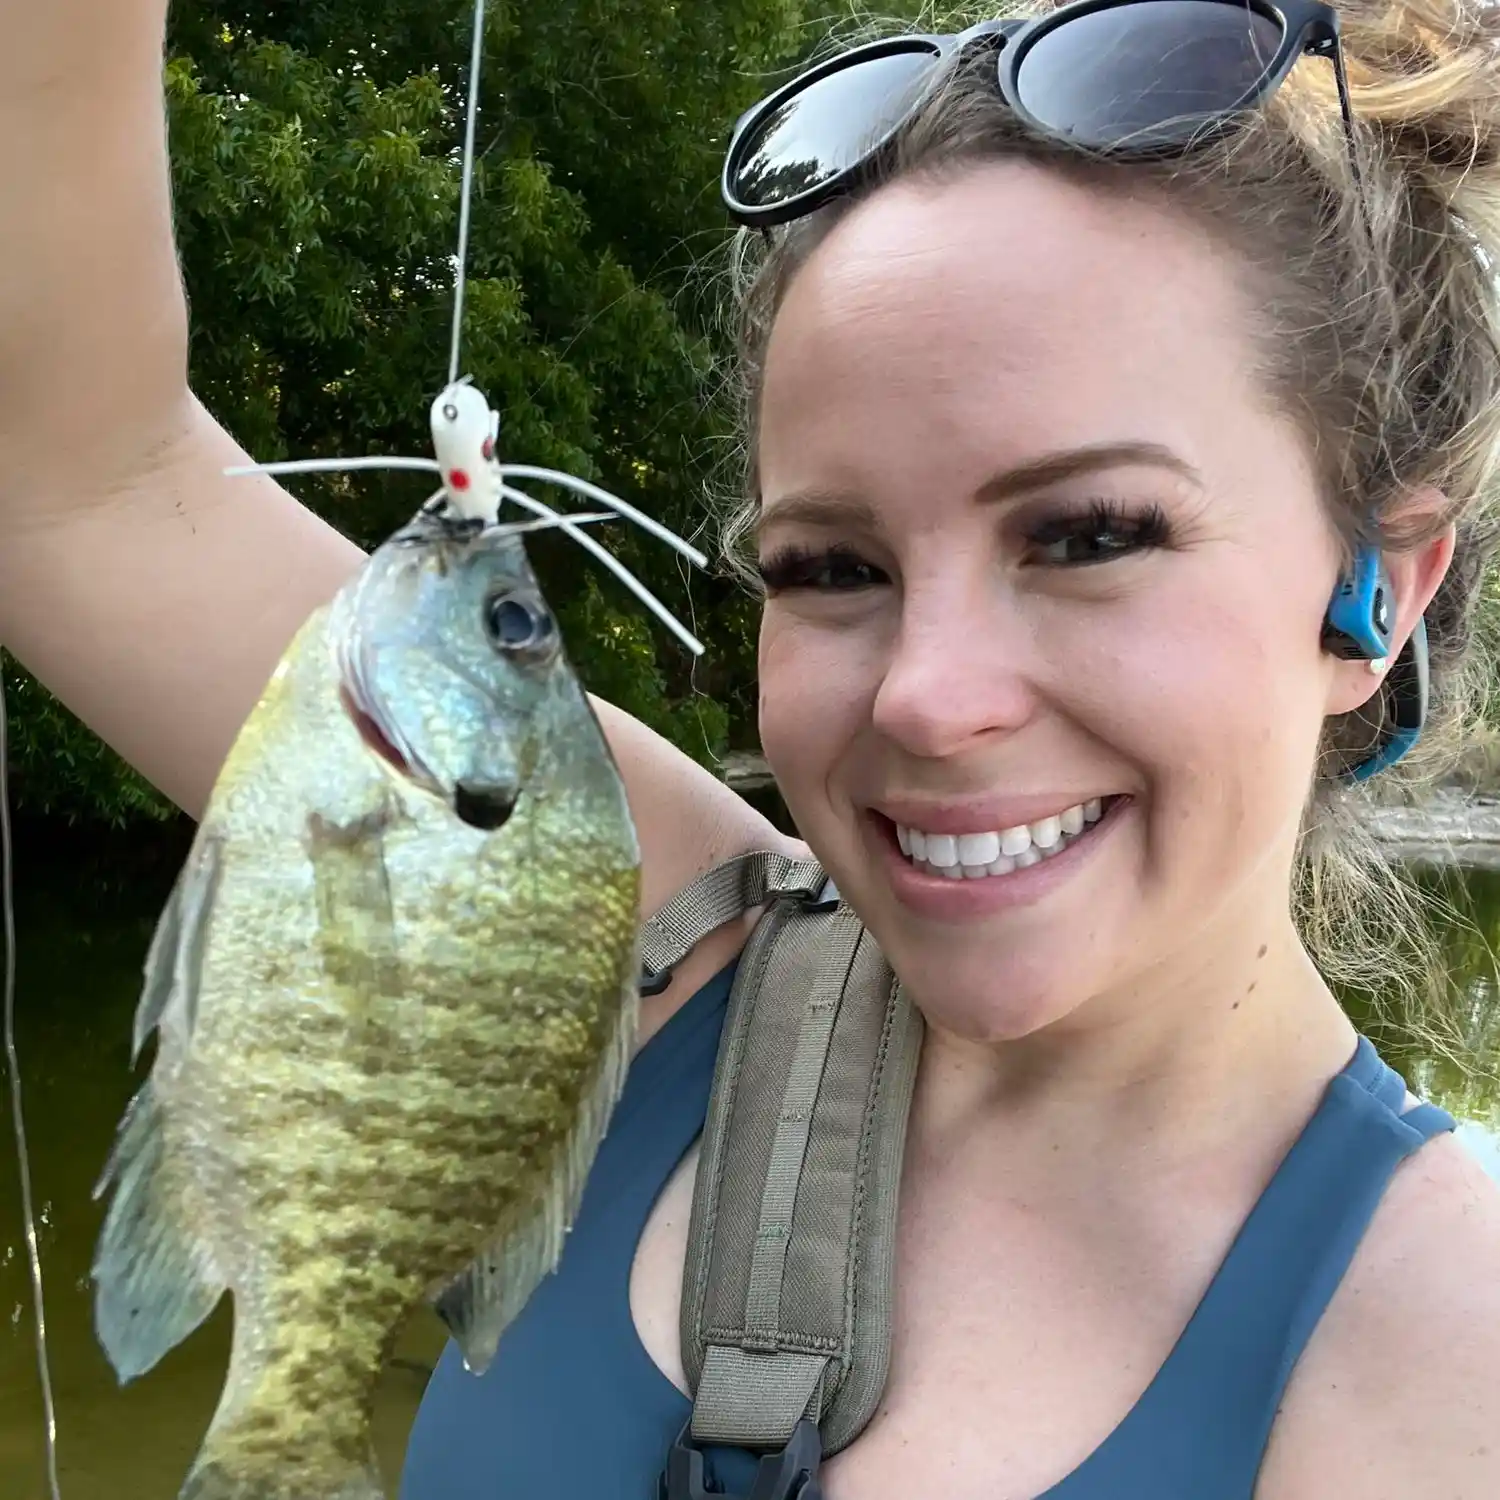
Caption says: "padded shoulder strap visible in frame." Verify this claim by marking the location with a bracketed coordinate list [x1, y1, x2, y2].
[638, 850, 828, 993]
[662, 855, 923, 1460]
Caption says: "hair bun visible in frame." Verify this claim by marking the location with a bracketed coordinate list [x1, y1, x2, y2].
[1340, 0, 1500, 179]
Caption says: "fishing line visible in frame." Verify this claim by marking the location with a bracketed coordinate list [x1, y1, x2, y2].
[0, 655, 63, 1500]
[449, 0, 487, 386]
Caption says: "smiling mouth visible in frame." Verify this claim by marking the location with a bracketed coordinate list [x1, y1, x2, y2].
[878, 795, 1126, 880]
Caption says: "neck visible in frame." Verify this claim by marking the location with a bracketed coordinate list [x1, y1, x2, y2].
[917, 887, 1359, 1160]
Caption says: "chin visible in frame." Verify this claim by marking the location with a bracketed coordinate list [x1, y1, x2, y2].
[872, 930, 1097, 1045]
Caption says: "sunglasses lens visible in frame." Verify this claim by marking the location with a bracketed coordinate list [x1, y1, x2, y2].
[1014, 1, 1284, 150]
[730, 44, 942, 211]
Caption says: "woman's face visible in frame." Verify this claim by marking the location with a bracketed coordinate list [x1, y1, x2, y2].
[754, 161, 1386, 1044]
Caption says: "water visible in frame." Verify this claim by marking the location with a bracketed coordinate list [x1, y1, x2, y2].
[1, 820, 1497, 1499]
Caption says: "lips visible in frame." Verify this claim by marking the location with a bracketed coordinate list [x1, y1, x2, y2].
[864, 796, 1128, 917]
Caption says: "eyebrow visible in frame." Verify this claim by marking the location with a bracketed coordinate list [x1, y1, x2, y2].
[756, 441, 1203, 537]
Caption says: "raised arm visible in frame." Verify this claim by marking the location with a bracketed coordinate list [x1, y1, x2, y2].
[0, 0, 359, 816]
[0, 0, 794, 938]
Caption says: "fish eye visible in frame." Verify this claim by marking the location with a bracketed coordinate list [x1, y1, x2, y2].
[442, 403, 459, 422]
[484, 592, 556, 654]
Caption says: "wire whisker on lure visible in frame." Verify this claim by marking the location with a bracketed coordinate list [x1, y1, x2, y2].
[224, 457, 443, 479]
[499, 484, 704, 656]
[225, 458, 709, 578]
[492, 510, 617, 539]
[499, 465, 708, 569]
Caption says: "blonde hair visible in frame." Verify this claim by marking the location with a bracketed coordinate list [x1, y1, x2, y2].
[716, 0, 1500, 1050]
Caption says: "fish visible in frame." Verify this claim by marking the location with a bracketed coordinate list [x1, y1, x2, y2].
[90, 507, 642, 1500]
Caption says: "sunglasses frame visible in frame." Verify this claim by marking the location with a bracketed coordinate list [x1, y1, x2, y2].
[722, 0, 1356, 228]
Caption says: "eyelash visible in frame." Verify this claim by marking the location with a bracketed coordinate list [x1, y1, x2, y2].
[755, 500, 1173, 594]
[756, 542, 884, 594]
[1028, 499, 1173, 566]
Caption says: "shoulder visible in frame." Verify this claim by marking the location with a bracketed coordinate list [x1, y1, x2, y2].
[1258, 1124, 1500, 1499]
[590, 700, 810, 1043]
[589, 697, 805, 918]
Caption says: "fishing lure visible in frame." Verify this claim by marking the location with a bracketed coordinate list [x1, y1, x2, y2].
[224, 0, 708, 656]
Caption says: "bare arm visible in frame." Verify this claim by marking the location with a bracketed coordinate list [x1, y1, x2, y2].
[0, 406, 362, 817]
[0, 0, 357, 815]
[0, 0, 794, 931]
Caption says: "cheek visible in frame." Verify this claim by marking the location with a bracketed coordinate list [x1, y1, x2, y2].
[757, 608, 873, 793]
[1098, 570, 1332, 829]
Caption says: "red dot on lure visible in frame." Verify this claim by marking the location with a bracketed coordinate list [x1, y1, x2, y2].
[481, 438, 495, 461]
[448, 469, 471, 491]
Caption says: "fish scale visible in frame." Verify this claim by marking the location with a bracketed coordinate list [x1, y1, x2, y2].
[92, 514, 641, 1500]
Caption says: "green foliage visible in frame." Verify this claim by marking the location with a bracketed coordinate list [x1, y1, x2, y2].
[2, 661, 178, 827]
[15, 0, 855, 825]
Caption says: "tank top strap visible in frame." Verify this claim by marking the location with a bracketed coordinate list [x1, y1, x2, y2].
[1049, 1037, 1455, 1499]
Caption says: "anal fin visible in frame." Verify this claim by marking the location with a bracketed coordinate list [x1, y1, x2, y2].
[92, 1079, 225, 1383]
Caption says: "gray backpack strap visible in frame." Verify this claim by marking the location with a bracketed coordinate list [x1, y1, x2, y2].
[675, 870, 924, 1466]
[638, 850, 828, 995]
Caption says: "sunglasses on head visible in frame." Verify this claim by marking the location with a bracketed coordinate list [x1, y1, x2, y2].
[721, 0, 1358, 228]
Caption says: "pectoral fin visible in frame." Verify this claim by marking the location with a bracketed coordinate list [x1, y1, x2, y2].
[306, 809, 401, 997]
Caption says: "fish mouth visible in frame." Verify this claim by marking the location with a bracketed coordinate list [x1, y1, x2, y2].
[454, 781, 518, 831]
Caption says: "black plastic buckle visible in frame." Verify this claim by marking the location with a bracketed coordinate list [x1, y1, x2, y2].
[799, 878, 841, 914]
[659, 1419, 823, 1500]
[639, 964, 674, 997]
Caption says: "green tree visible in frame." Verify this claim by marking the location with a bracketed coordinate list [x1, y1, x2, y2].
[9, 0, 842, 823]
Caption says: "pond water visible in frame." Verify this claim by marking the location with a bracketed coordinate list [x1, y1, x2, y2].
[1, 817, 1497, 1499]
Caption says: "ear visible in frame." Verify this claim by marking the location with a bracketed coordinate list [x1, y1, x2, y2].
[1324, 490, 1454, 719]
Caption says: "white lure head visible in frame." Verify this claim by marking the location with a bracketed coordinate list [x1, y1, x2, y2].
[429, 380, 501, 525]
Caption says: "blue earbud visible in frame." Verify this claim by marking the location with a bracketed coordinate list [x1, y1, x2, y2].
[1321, 543, 1429, 781]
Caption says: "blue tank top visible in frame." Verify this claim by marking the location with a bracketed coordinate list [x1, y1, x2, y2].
[399, 962, 1454, 1500]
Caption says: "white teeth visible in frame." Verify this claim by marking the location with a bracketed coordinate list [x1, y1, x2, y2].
[1029, 815, 1062, 850]
[957, 831, 1000, 866]
[892, 797, 1112, 881]
[999, 826, 1031, 858]
[926, 833, 958, 867]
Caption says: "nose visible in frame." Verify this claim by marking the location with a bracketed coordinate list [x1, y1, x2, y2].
[454, 780, 518, 830]
[871, 587, 1037, 760]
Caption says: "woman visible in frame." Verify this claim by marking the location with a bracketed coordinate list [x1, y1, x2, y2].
[1, 2, 1497, 1497]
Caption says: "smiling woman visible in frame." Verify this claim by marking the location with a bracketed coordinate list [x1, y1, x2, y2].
[723, 2, 1500, 1034]
[403, 1, 1500, 1496]
[3, 2, 1500, 1500]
